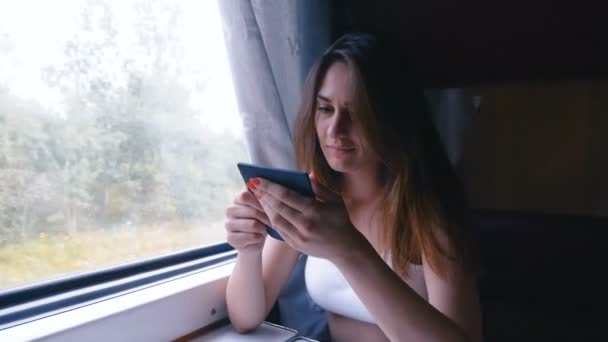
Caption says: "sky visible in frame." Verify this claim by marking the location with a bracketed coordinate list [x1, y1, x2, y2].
[0, 0, 243, 136]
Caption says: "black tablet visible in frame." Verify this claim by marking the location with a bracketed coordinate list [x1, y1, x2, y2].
[237, 162, 314, 240]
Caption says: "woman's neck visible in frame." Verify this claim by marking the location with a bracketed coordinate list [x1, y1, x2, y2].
[341, 165, 384, 207]
[341, 165, 385, 244]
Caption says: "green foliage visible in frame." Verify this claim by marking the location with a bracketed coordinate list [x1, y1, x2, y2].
[0, 222, 227, 290]
[0, 0, 249, 289]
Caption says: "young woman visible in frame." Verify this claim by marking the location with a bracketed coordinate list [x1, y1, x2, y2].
[225, 32, 482, 342]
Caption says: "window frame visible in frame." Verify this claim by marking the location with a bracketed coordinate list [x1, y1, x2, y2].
[0, 242, 236, 335]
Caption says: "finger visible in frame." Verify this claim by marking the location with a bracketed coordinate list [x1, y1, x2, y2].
[226, 204, 271, 227]
[227, 231, 265, 247]
[225, 218, 267, 234]
[256, 200, 303, 251]
[255, 187, 308, 229]
[270, 223, 299, 250]
[235, 189, 264, 212]
[257, 195, 300, 239]
[250, 178, 315, 212]
[309, 173, 341, 203]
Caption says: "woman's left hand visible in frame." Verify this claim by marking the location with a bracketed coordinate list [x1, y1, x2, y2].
[247, 176, 367, 263]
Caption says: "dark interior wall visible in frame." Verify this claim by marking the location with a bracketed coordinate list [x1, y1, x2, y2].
[329, 3, 608, 341]
[459, 81, 608, 216]
[336, 0, 608, 87]
[331, 1, 608, 215]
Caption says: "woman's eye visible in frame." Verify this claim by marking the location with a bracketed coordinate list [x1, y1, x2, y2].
[317, 106, 332, 113]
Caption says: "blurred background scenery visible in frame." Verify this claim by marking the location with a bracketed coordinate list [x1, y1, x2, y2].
[0, 0, 247, 290]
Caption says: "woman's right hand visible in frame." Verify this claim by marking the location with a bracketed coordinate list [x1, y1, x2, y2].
[225, 189, 271, 254]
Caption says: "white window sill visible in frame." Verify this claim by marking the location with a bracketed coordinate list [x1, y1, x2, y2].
[0, 260, 234, 341]
[191, 321, 299, 342]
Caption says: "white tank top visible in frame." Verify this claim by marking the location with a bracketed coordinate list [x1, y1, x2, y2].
[305, 255, 428, 324]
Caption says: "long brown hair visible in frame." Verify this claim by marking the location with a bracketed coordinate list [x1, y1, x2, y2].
[294, 33, 476, 278]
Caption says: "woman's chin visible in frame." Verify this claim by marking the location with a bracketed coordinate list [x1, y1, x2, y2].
[327, 159, 358, 173]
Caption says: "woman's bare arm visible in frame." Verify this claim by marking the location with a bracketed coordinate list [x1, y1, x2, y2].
[333, 234, 482, 342]
[226, 237, 300, 333]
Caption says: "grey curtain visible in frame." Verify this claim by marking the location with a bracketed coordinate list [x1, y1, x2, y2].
[217, 0, 330, 339]
[218, 0, 330, 169]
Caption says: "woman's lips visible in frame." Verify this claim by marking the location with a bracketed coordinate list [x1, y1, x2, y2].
[327, 145, 355, 152]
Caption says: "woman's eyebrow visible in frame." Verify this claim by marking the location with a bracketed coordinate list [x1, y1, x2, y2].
[317, 94, 351, 107]
[316, 94, 332, 102]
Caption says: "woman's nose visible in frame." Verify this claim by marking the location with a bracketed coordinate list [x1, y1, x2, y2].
[327, 110, 351, 137]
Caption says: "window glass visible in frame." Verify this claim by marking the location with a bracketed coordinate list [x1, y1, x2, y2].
[0, 0, 246, 291]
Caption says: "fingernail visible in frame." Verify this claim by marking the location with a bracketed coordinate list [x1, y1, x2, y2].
[247, 179, 257, 190]
[310, 172, 317, 182]
[251, 178, 261, 187]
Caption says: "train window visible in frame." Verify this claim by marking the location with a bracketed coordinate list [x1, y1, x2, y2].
[0, 0, 245, 292]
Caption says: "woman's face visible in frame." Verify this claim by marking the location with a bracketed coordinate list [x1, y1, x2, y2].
[315, 62, 379, 174]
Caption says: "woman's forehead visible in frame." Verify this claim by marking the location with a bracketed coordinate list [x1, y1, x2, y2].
[317, 62, 354, 105]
